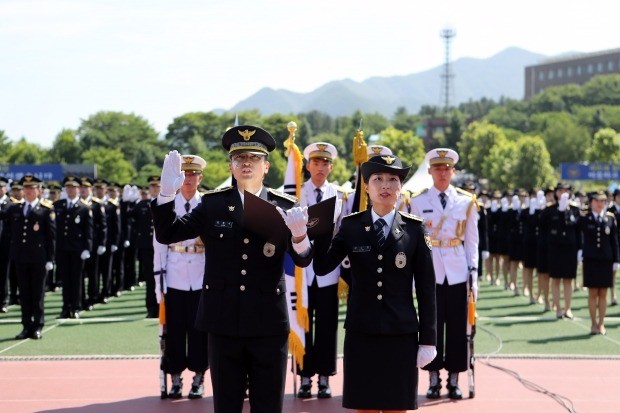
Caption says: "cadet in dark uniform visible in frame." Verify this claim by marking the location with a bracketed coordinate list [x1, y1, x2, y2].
[522, 190, 542, 305]
[4, 175, 55, 339]
[7, 180, 23, 306]
[54, 176, 94, 319]
[0, 176, 11, 312]
[44, 182, 62, 292]
[93, 179, 121, 303]
[536, 187, 555, 311]
[107, 182, 126, 297]
[152, 125, 313, 413]
[579, 191, 619, 335]
[540, 183, 581, 319]
[122, 184, 138, 292]
[130, 177, 159, 318]
[461, 183, 489, 282]
[486, 190, 503, 286]
[313, 155, 437, 411]
[608, 188, 620, 306]
[79, 177, 107, 310]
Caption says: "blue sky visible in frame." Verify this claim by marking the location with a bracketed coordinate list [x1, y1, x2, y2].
[1, 0, 619, 147]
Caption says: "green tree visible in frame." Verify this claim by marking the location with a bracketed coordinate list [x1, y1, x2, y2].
[586, 127, 620, 162]
[48, 129, 81, 163]
[164, 112, 226, 152]
[82, 147, 136, 183]
[200, 150, 232, 189]
[512, 136, 555, 189]
[531, 112, 590, 165]
[6, 138, 46, 164]
[582, 74, 620, 106]
[482, 140, 518, 190]
[485, 103, 530, 132]
[134, 164, 162, 187]
[457, 121, 507, 176]
[529, 84, 584, 113]
[0, 130, 13, 162]
[391, 106, 419, 132]
[375, 126, 425, 170]
[441, 110, 465, 149]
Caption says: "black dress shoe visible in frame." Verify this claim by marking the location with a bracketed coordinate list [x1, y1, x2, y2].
[317, 383, 331, 398]
[426, 384, 442, 399]
[188, 372, 205, 399]
[297, 383, 312, 398]
[146, 309, 158, 318]
[57, 310, 70, 319]
[70, 311, 80, 319]
[15, 329, 30, 340]
[30, 329, 42, 339]
[447, 384, 463, 400]
[168, 374, 183, 399]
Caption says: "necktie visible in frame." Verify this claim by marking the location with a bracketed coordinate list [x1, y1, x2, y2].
[315, 188, 323, 203]
[184, 202, 191, 213]
[440, 192, 447, 209]
[25, 204, 32, 216]
[68, 201, 73, 209]
[374, 218, 386, 248]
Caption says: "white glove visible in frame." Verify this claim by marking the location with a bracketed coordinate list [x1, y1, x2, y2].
[501, 198, 509, 212]
[131, 185, 140, 202]
[97, 245, 106, 255]
[614, 263, 619, 272]
[577, 249, 583, 262]
[123, 240, 130, 248]
[416, 345, 437, 368]
[110, 245, 118, 253]
[481, 250, 490, 260]
[537, 190, 545, 207]
[45, 262, 54, 271]
[276, 206, 309, 238]
[80, 250, 91, 260]
[122, 185, 132, 201]
[472, 284, 479, 302]
[512, 195, 520, 211]
[490, 200, 499, 212]
[333, 199, 343, 223]
[529, 198, 537, 215]
[558, 193, 569, 212]
[160, 150, 185, 196]
[154, 276, 167, 304]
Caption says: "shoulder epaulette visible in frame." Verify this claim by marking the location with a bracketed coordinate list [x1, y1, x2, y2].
[342, 210, 364, 220]
[91, 196, 102, 203]
[39, 199, 53, 209]
[332, 184, 354, 194]
[569, 201, 580, 208]
[398, 210, 423, 222]
[203, 186, 234, 196]
[606, 211, 615, 217]
[580, 209, 589, 215]
[10, 196, 23, 204]
[80, 199, 92, 207]
[410, 188, 428, 198]
[108, 198, 119, 207]
[455, 187, 474, 197]
[267, 188, 297, 203]
[546, 201, 555, 207]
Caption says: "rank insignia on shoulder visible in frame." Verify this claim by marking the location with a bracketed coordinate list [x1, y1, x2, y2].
[399, 211, 423, 222]
[267, 188, 297, 203]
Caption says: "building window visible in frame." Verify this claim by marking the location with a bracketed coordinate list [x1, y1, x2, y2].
[558, 68, 563, 78]
[548, 70, 554, 80]
[608, 61, 614, 71]
[567, 67, 573, 77]
[598, 62, 604, 72]
[538, 71, 545, 81]
[577, 66, 582, 75]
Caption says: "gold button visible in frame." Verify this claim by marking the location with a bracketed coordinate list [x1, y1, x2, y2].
[241, 269, 247, 275]
[242, 254, 248, 260]
[240, 285, 246, 291]
[276, 288, 281, 294]
[244, 238, 250, 244]
[377, 281, 383, 287]
[377, 294, 383, 300]
[220, 234, 223, 238]
[23, 226, 27, 230]
[377, 254, 383, 260]
[22, 240, 26, 243]
[377, 268, 383, 273]
[205, 284, 209, 290]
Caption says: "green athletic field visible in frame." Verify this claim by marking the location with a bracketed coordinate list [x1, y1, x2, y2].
[1, 274, 619, 357]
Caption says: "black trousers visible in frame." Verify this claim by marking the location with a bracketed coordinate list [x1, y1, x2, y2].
[0, 247, 9, 307]
[56, 251, 84, 312]
[84, 254, 100, 302]
[138, 248, 156, 313]
[123, 245, 137, 290]
[424, 280, 468, 373]
[209, 332, 288, 413]
[164, 288, 208, 374]
[112, 248, 125, 294]
[15, 260, 47, 330]
[99, 250, 114, 298]
[297, 280, 338, 377]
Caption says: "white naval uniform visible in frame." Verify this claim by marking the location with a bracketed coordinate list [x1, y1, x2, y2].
[409, 185, 479, 285]
[300, 180, 349, 287]
[153, 192, 205, 291]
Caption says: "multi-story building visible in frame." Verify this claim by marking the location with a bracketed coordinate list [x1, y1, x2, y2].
[524, 48, 620, 99]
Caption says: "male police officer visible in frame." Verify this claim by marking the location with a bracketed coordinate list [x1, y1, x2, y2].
[152, 125, 313, 413]
[0, 176, 11, 312]
[295, 142, 348, 398]
[409, 148, 479, 400]
[153, 157, 209, 399]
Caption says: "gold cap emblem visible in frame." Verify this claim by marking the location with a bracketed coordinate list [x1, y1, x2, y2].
[24, 176, 33, 182]
[382, 156, 396, 165]
[370, 146, 382, 154]
[238, 129, 256, 141]
[316, 144, 327, 151]
[183, 156, 195, 164]
[436, 150, 448, 158]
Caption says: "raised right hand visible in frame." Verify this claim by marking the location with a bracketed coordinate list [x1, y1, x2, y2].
[160, 150, 185, 196]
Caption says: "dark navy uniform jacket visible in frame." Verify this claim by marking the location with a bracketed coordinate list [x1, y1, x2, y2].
[579, 211, 619, 262]
[151, 186, 313, 337]
[129, 198, 154, 250]
[540, 202, 582, 248]
[6, 200, 55, 263]
[313, 209, 436, 346]
[53, 199, 93, 253]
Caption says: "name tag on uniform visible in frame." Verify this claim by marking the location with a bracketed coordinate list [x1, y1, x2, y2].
[214, 220, 233, 228]
[423, 209, 433, 213]
[352, 246, 371, 253]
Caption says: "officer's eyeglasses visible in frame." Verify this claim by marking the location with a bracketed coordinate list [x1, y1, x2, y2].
[231, 153, 265, 163]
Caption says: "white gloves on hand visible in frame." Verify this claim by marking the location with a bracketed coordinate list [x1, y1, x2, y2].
[110, 245, 118, 253]
[155, 276, 167, 304]
[614, 263, 619, 272]
[333, 199, 343, 224]
[131, 185, 140, 202]
[512, 195, 520, 211]
[97, 245, 106, 255]
[501, 198, 509, 212]
[123, 240, 130, 248]
[558, 193, 569, 212]
[472, 284, 479, 302]
[45, 262, 54, 271]
[577, 249, 583, 262]
[416, 345, 437, 368]
[160, 150, 185, 196]
[529, 199, 537, 214]
[80, 250, 91, 260]
[481, 250, 490, 260]
[490, 200, 499, 213]
[276, 206, 309, 238]
[122, 185, 132, 202]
